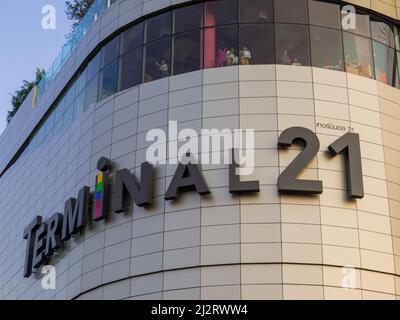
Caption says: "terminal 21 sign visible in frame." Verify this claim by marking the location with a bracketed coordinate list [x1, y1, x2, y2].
[23, 127, 365, 278]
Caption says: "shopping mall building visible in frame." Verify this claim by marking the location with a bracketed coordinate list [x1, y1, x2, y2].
[0, 0, 400, 300]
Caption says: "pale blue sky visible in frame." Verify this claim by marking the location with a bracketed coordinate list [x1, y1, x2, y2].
[0, 0, 72, 134]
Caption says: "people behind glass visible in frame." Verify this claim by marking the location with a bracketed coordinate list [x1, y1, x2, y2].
[156, 60, 169, 77]
[216, 47, 238, 67]
[280, 50, 305, 66]
[280, 50, 292, 65]
[145, 59, 169, 82]
[240, 46, 252, 64]
[216, 46, 253, 66]
[344, 54, 371, 77]
[322, 59, 343, 71]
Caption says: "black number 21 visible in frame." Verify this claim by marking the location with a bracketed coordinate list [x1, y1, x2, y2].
[278, 127, 364, 199]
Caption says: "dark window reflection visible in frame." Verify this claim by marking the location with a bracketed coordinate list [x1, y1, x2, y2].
[240, 0, 273, 23]
[62, 103, 74, 130]
[275, 0, 308, 24]
[275, 24, 310, 66]
[239, 24, 274, 64]
[343, 32, 374, 78]
[84, 73, 99, 111]
[204, 25, 238, 68]
[146, 12, 172, 43]
[86, 53, 100, 81]
[205, 0, 238, 27]
[173, 31, 202, 75]
[311, 26, 344, 71]
[75, 90, 85, 116]
[101, 36, 120, 67]
[121, 23, 143, 54]
[174, 3, 203, 34]
[64, 82, 76, 108]
[119, 47, 143, 90]
[76, 69, 87, 94]
[144, 38, 171, 82]
[99, 60, 119, 100]
[309, 0, 340, 29]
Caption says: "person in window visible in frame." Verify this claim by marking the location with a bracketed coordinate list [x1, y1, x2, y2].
[322, 59, 342, 71]
[156, 60, 169, 77]
[335, 60, 343, 71]
[292, 58, 301, 66]
[216, 48, 227, 67]
[345, 54, 360, 75]
[226, 48, 238, 66]
[280, 50, 292, 65]
[240, 46, 252, 65]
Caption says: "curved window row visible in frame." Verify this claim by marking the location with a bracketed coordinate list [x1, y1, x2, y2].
[37, 0, 119, 99]
[17, 0, 400, 160]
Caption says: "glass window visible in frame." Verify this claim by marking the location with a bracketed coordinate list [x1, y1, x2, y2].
[275, 24, 310, 66]
[240, 0, 273, 23]
[54, 98, 66, 125]
[342, 9, 370, 37]
[204, 25, 239, 68]
[62, 103, 74, 130]
[84, 73, 99, 111]
[146, 12, 172, 43]
[275, 0, 308, 24]
[310, 26, 344, 71]
[71, 97, 79, 122]
[174, 3, 203, 34]
[86, 53, 100, 81]
[239, 24, 274, 65]
[173, 31, 202, 75]
[52, 53, 62, 75]
[395, 52, 400, 88]
[121, 23, 143, 54]
[395, 28, 400, 50]
[343, 32, 374, 78]
[99, 60, 119, 100]
[76, 68, 87, 94]
[119, 47, 143, 91]
[75, 90, 85, 116]
[205, 0, 238, 27]
[101, 36, 120, 67]
[64, 82, 76, 108]
[309, 0, 340, 29]
[371, 19, 395, 48]
[373, 41, 396, 85]
[144, 38, 171, 82]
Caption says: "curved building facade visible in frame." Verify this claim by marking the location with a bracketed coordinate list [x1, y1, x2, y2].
[1, 0, 400, 300]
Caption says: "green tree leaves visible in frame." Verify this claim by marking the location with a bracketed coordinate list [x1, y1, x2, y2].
[6, 69, 45, 124]
[65, 0, 95, 30]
